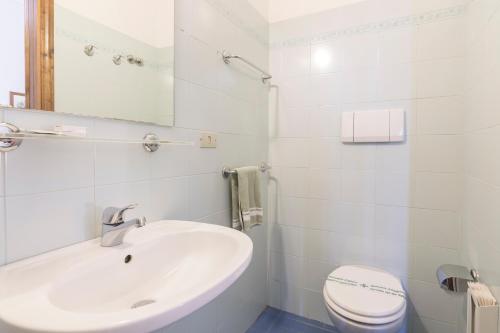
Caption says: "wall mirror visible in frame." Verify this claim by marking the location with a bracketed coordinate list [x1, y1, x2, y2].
[0, 0, 175, 126]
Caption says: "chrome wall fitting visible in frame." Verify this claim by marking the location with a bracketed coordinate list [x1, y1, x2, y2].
[112, 55, 123, 65]
[84, 44, 96, 56]
[124, 55, 144, 67]
[135, 58, 144, 66]
[127, 55, 136, 64]
[0, 123, 23, 152]
[143, 133, 160, 152]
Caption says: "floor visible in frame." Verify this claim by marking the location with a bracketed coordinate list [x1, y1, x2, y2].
[247, 307, 337, 333]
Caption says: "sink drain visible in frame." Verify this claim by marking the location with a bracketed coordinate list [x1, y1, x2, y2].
[131, 299, 156, 309]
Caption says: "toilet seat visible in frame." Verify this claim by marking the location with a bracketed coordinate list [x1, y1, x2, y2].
[323, 266, 406, 325]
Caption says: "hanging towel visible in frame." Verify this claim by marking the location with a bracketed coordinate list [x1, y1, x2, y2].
[231, 166, 263, 231]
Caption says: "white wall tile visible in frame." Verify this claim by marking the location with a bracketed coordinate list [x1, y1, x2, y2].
[191, 0, 220, 46]
[464, 127, 500, 187]
[417, 96, 464, 135]
[197, 210, 231, 228]
[270, 138, 309, 167]
[408, 280, 461, 323]
[272, 224, 304, 256]
[341, 170, 375, 203]
[412, 245, 460, 283]
[150, 142, 191, 179]
[309, 137, 341, 169]
[174, 0, 192, 33]
[311, 74, 342, 106]
[308, 168, 341, 200]
[280, 77, 313, 108]
[303, 259, 333, 292]
[150, 177, 190, 221]
[309, 106, 341, 138]
[279, 197, 308, 228]
[6, 188, 94, 262]
[379, 27, 417, 65]
[462, 178, 500, 252]
[311, 40, 344, 74]
[412, 316, 457, 333]
[375, 205, 411, 239]
[188, 173, 219, 219]
[304, 289, 331, 324]
[303, 228, 330, 261]
[330, 202, 375, 237]
[414, 173, 460, 211]
[417, 58, 464, 98]
[415, 135, 461, 173]
[330, 233, 375, 266]
[186, 37, 219, 89]
[375, 172, 413, 206]
[412, 208, 460, 249]
[95, 143, 151, 186]
[281, 45, 311, 77]
[375, 139, 415, 173]
[377, 63, 417, 101]
[374, 238, 413, 278]
[341, 144, 376, 170]
[277, 107, 311, 138]
[343, 34, 380, 70]
[5, 141, 94, 196]
[279, 283, 306, 316]
[340, 67, 378, 103]
[417, 18, 465, 61]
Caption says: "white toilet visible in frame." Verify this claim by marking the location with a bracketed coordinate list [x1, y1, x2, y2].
[323, 265, 406, 333]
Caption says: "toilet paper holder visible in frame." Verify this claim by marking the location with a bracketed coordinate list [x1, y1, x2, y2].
[437, 264, 479, 293]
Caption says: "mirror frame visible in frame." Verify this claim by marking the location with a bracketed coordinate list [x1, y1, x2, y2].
[25, 0, 55, 111]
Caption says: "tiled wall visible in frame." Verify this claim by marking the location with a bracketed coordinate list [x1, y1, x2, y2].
[268, 0, 466, 332]
[462, 0, 500, 332]
[0, 0, 269, 332]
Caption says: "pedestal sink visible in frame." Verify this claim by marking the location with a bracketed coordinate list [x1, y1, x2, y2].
[0, 220, 253, 333]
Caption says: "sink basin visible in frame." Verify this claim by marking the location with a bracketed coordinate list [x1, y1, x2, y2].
[0, 220, 253, 333]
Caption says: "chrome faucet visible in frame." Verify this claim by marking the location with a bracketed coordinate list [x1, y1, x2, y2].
[101, 203, 146, 247]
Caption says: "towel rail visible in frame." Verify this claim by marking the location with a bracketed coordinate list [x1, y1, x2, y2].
[222, 162, 272, 178]
[222, 51, 272, 83]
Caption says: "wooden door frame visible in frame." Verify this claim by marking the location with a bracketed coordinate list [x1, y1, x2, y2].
[25, 0, 54, 111]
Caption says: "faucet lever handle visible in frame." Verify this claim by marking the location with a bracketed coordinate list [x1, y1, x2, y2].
[102, 203, 138, 225]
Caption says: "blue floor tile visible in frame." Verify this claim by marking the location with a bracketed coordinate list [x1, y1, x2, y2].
[247, 307, 337, 333]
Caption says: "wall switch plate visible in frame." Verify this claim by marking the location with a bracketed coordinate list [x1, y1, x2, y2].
[200, 133, 217, 148]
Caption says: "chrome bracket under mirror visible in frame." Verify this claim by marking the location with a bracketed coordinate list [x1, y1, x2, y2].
[0, 122, 23, 152]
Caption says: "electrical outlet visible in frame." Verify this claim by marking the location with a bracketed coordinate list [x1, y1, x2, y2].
[200, 133, 217, 148]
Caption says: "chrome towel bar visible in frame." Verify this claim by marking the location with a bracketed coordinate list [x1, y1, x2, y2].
[222, 162, 272, 178]
[222, 51, 272, 83]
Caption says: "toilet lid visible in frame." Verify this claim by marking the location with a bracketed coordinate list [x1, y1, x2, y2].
[324, 266, 406, 321]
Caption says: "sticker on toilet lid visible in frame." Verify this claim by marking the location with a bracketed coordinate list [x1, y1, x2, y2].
[324, 266, 406, 318]
[327, 275, 406, 299]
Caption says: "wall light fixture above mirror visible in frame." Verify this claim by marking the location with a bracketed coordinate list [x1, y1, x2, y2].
[0, 0, 175, 126]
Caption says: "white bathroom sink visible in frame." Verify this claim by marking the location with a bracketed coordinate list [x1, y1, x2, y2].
[0, 220, 253, 333]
